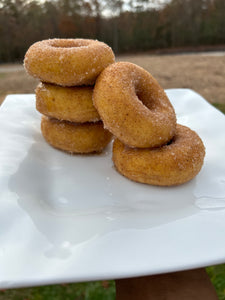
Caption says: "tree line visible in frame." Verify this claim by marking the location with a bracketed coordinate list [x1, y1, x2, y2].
[0, 0, 225, 62]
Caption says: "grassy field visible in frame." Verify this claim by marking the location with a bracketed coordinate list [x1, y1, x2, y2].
[0, 281, 116, 300]
[1, 266, 225, 300]
[0, 53, 225, 299]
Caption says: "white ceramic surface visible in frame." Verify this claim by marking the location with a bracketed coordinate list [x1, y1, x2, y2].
[0, 89, 225, 289]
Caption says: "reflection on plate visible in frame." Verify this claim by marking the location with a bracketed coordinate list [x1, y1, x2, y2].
[0, 89, 225, 289]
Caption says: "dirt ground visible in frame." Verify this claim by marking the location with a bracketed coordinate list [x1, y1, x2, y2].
[0, 53, 225, 105]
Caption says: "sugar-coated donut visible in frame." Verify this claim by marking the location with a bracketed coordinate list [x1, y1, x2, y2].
[112, 124, 205, 186]
[36, 82, 100, 123]
[41, 116, 112, 154]
[93, 62, 176, 148]
[24, 38, 115, 86]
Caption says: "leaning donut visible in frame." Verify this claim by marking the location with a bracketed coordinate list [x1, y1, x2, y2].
[41, 116, 112, 154]
[36, 82, 100, 123]
[93, 62, 176, 148]
[24, 39, 115, 86]
[112, 124, 205, 186]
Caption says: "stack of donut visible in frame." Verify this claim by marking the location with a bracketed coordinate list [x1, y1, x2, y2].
[24, 38, 115, 153]
[24, 38, 205, 186]
[93, 62, 205, 186]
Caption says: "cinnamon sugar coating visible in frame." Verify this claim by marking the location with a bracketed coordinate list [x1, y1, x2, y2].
[112, 124, 205, 186]
[24, 39, 115, 86]
[41, 116, 112, 154]
[93, 62, 176, 148]
[36, 82, 100, 123]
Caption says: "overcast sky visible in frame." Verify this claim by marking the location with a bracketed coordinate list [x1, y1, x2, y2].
[102, 0, 171, 17]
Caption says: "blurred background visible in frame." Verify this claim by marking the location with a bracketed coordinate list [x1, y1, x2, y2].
[0, 0, 225, 109]
[0, 0, 225, 299]
[0, 0, 225, 61]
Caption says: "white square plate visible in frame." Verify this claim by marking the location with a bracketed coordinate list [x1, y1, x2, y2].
[0, 89, 225, 289]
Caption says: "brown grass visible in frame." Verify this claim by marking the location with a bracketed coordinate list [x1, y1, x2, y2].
[117, 54, 225, 104]
[0, 54, 225, 105]
[0, 70, 39, 104]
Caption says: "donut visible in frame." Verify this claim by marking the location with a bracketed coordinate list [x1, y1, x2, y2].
[36, 82, 100, 123]
[93, 62, 176, 148]
[24, 38, 115, 86]
[41, 116, 112, 154]
[112, 124, 205, 186]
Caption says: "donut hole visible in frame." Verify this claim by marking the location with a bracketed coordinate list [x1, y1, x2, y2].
[136, 90, 149, 108]
[132, 76, 158, 111]
[135, 88, 156, 111]
[50, 39, 90, 48]
[135, 81, 167, 113]
[166, 137, 175, 146]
